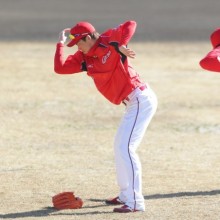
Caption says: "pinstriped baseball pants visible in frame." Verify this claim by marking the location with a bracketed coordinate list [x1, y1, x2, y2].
[114, 86, 157, 211]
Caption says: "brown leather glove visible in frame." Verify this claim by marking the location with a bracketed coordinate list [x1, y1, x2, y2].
[52, 192, 83, 210]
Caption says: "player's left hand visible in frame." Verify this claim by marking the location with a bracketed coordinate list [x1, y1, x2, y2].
[119, 45, 136, 59]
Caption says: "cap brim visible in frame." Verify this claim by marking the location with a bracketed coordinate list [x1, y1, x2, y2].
[67, 38, 79, 47]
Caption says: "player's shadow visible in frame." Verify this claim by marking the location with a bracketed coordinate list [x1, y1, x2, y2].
[1, 190, 219, 218]
[0, 207, 56, 219]
[144, 189, 220, 200]
[89, 189, 220, 203]
[0, 205, 111, 219]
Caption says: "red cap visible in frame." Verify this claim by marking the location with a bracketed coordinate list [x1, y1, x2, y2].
[67, 22, 95, 47]
[210, 28, 220, 48]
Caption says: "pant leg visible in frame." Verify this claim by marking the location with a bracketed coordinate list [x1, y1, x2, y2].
[114, 87, 157, 210]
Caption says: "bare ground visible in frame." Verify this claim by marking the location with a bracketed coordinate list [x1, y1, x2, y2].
[0, 42, 220, 220]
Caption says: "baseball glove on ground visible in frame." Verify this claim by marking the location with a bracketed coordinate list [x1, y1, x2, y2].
[52, 192, 83, 210]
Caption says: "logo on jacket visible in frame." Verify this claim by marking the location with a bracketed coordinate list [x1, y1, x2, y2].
[87, 64, 93, 68]
[102, 51, 111, 64]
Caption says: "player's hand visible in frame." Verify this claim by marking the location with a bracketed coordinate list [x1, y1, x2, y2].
[119, 45, 136, 59]
[58, 28, 71, 44]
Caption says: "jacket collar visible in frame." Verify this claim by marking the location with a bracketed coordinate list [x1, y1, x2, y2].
[85, 37, 108, 57]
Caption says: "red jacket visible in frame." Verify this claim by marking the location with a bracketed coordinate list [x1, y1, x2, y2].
[54, 21, 144, 105]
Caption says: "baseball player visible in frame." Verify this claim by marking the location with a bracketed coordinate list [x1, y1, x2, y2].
[54, 20, 157, 213]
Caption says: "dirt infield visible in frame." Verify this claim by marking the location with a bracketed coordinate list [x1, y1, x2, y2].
[0, 41, 220, 219]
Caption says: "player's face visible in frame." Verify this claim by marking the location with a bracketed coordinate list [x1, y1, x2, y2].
[76, 36, 94, 54]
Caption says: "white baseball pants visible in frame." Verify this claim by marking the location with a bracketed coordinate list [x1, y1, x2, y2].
[114, 85, 157, 211]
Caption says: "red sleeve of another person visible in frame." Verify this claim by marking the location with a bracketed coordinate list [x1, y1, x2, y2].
[199, 47, 220, 73]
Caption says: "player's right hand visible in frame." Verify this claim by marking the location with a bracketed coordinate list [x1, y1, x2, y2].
[58, 28, 71, 44]
[119, 45, 136, 59]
